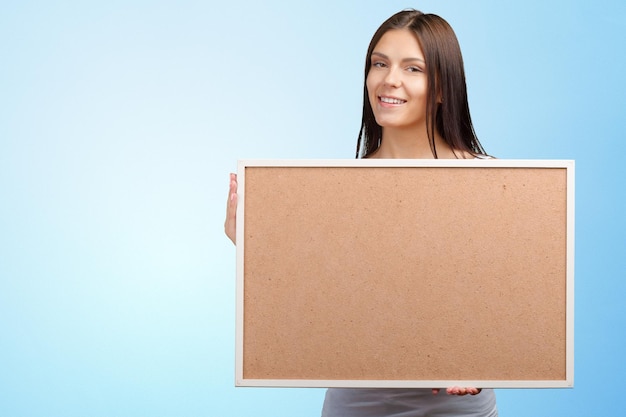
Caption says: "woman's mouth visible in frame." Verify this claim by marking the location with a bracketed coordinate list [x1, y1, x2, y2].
[379, 96, 406, 105]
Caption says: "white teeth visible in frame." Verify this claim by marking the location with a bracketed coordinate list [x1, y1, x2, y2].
[380, 96, 406, 104]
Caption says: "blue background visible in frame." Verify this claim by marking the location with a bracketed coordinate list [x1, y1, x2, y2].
[1, 1, 624, 416]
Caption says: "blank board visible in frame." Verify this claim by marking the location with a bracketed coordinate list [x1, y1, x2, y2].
[235, 159, 574, 388]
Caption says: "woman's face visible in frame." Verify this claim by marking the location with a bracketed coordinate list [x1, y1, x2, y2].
[366, 29, 429, 132]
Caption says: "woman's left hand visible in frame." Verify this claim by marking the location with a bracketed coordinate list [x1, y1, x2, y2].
[432, 387, 482, 396]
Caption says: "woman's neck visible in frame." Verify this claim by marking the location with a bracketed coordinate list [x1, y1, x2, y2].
[370, 127, 461, 159]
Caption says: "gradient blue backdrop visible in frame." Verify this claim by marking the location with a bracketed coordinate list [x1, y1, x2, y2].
[1, 1, 624, 416]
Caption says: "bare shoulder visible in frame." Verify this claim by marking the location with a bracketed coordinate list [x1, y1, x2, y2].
[449, 149, 479, 159]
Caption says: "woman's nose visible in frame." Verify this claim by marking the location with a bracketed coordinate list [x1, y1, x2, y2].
[384, 67, 401, 87]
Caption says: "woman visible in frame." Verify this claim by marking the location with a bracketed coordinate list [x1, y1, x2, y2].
[225, 9, 498, 417]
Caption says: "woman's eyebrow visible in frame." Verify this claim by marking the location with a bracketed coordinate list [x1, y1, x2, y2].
[371, 51, 425, 64]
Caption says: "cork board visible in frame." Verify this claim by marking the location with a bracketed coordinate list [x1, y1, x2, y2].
[235, 159, 574, 388]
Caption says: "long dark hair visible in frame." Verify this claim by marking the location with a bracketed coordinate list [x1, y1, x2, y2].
[356, 9, 486, 158]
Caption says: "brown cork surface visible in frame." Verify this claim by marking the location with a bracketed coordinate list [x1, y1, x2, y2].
[242, 166, 568, 382]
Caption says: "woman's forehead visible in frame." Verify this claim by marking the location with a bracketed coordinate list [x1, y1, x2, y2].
[372, 29, 424, 59]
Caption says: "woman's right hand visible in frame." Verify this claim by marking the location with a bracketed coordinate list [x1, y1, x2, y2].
[224, 173, 237, 245]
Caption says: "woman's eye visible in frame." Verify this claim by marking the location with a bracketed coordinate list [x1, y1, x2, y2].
[372, 61, 387, 68]
[407, 66, 423, 73]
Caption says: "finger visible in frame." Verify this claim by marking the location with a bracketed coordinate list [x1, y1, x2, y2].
[225, 173, 238, 244]
[227, 173, 238, 206]
[446, 386, 464, 395]
[227, 173, 238, 213]
[432, 388, 440, 395]
[446, 386, 482, 396]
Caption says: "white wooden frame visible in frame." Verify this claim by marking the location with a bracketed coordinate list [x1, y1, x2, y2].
[235, 159, 575, 388]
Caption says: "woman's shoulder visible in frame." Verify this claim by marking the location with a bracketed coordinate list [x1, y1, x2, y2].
[451, 149, 494, 160]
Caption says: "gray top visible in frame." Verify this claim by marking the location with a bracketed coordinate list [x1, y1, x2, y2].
[321, 387, 497, 417]
[321, 154, 499, 417]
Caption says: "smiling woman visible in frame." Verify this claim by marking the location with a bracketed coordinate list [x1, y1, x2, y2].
[225, 8, 498, 417]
